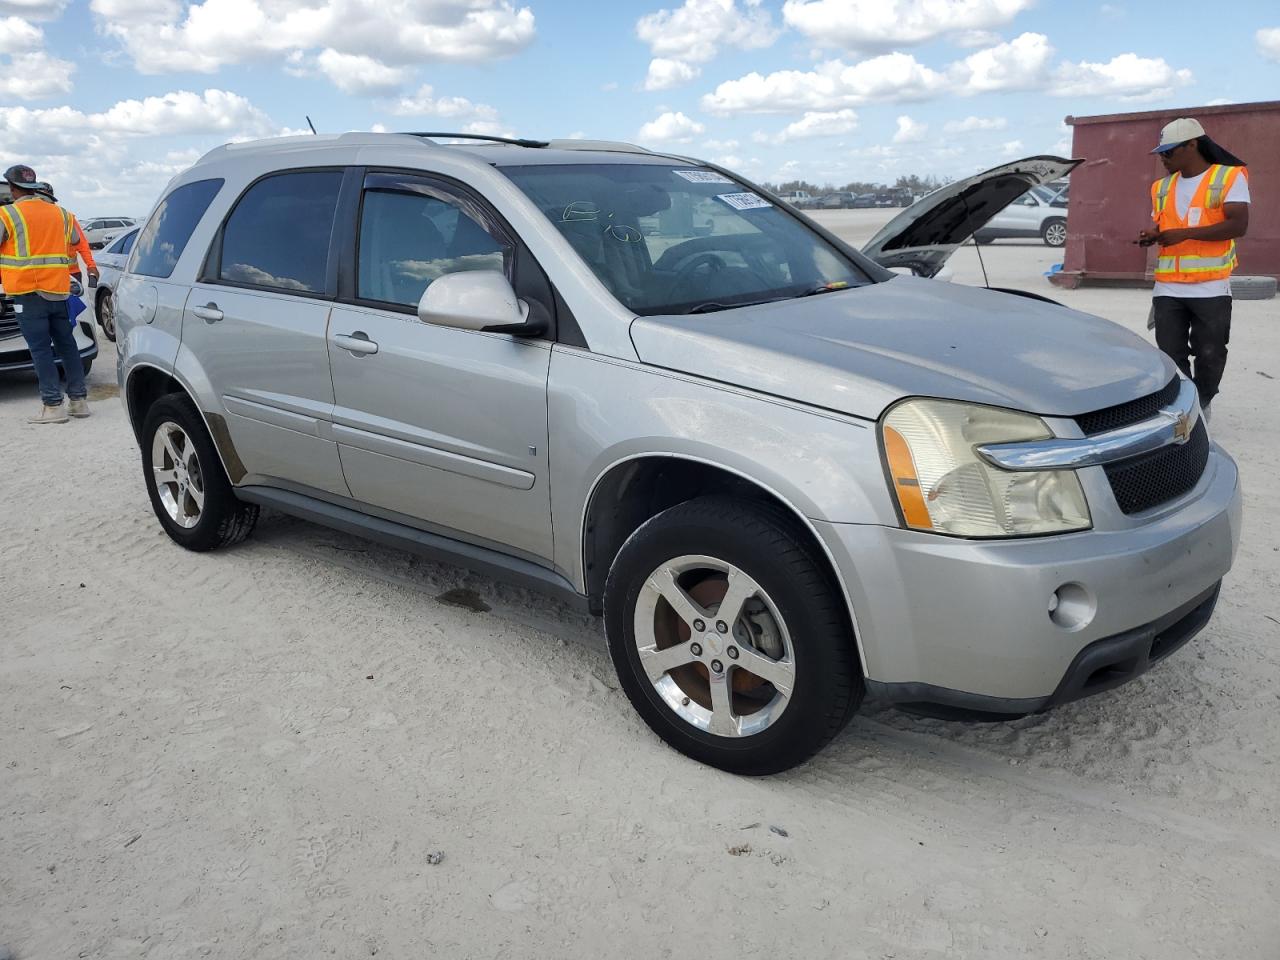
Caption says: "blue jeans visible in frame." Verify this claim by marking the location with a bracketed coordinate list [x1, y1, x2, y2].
[14, 293, 86, 406]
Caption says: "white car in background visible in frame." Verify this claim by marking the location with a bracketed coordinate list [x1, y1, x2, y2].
[973, 184, 1070, 247]
[82, 217, 139, 249]
[90, 225, 139, 342]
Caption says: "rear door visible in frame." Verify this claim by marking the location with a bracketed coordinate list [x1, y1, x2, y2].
[326, 170, 554, 562]
[182, 168, 350, 497]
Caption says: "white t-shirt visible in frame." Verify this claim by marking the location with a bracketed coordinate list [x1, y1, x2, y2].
[1153, 167, 1250, 299]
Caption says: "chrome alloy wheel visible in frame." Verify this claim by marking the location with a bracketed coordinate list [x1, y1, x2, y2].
[1044, 221, 1067, 247]
[633, 555, 796, 738]
[151, 421, 206, 529]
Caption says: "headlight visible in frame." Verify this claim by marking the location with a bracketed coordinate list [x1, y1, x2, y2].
[881, 398, 1091, 537]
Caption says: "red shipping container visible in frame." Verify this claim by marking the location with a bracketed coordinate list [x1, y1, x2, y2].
[1052, 99, 1280, 288]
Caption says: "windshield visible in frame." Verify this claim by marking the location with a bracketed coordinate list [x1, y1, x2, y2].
[501, 163, 872, 315]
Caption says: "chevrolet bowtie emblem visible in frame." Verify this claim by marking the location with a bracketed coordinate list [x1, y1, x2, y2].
[1173, 412, 1192, 443]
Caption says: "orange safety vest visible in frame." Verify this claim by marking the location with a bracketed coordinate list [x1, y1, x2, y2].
[0, 197, 75, 296]
[1150, 164, 1247, 284]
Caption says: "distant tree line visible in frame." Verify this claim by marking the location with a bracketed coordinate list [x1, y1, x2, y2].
[765, 174, 951, 195]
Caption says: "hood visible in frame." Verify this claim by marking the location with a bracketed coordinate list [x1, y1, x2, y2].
[861, 156, 1082, 277]
[630, 275, 1173, 421]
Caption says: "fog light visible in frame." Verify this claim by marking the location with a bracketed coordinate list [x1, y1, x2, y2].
[1050, 583, 1095, 631]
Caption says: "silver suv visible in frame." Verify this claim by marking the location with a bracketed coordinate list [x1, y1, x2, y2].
[115, 135, 1240, 773]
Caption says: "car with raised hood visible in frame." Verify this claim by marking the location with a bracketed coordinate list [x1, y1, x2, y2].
[114, 137, 1239, 774]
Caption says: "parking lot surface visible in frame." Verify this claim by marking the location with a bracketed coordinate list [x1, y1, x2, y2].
[3, 219, 1279, 958]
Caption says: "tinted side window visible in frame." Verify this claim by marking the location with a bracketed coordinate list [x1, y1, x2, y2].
[107, 231, 131, 254]
[133, 179, 224, 279]
[217, 170, 342, 294]
[120, 230, 138, 255]
[358, 187, 510, 308]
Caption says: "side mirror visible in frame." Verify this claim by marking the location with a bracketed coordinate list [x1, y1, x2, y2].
[416, 270, 546, 336]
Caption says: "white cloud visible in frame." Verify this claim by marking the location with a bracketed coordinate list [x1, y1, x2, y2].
[0, 14, 39, 51]
[1258, 27, 1280, 62]
[389, 84, 499, 121]
[315, 49, 409, 95]
[1001, 138, 1024, 156]
[781, 0, 1032, 50]
[1205, 97, 1234, 107]
[953, 29, 1002, 47]
[1051, 52, 1192, 101]
[704, 32, 1188, 113]
[638, 110, 705, 143]
[944, 114, 1007, 133]
[0, 0, 69, 19]
[764, 108, 859, 143]
[89, 0, 536, 93]
[958, 31, 1051, 92]
[702, 138, 740, 150]
[0, 50, 75, 99]
[644, 57, 700, 90]
[892, 114, 927, 143]
[636, 0, 776, 92]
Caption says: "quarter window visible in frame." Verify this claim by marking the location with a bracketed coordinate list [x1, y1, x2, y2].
[357, 185, 510, 308]
[217, 170, 342, 294]
[133, 178, 224, 279]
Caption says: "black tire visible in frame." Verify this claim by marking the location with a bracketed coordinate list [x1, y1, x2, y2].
[1042, 218, 1067, 247]
[141, 393, 259, 552]
[81, 358, 92, 376]
[604, 496, 863, 775]
[97, 289, 117, 342]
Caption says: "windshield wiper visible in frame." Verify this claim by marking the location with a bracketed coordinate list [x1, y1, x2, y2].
[794, 282, 860, 298]
[686, 297, 779, 314]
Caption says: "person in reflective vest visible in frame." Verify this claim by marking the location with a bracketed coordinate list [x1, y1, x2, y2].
[1138, 118, 1249, 422]
[0, 164, 91, 423]
[34, 181, 98, 287]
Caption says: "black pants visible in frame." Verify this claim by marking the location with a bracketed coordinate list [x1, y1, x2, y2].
[1153, 296, 1232, 403]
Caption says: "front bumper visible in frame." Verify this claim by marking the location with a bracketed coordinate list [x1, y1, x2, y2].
[818, 444, 1241, 709]
[0, 321, 99, 372]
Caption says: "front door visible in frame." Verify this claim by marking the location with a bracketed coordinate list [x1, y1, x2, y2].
[183, 168, 349, 496]
[327, 172, 553, 562]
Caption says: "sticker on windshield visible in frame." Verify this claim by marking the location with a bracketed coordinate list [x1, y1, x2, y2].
[673, 169, 734, 184]
[716, 192, 772, 211]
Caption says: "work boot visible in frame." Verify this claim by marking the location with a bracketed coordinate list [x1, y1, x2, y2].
[69, 397, 91, 418]
[28, 403, 69, 424]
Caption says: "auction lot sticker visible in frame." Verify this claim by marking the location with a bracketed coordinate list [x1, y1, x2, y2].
[717, 192, 773, 211]
[673, 169, 734, 183]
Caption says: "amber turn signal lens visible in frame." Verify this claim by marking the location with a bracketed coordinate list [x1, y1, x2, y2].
[883, 425, 933, 530]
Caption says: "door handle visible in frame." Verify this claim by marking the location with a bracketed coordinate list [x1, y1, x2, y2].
[334, 331, 379, 356]
[192, 303, 223, 323]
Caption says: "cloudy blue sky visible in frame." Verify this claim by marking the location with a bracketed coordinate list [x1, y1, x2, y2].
[2, 0, 1278, 217]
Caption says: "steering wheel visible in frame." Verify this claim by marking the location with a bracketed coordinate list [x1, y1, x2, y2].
[670, 252, 728, 295]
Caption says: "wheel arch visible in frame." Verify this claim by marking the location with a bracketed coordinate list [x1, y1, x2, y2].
[125, 362, 245, 484]
[581, 453, 868, 674]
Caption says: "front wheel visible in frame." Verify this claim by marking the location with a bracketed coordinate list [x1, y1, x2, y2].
[141, 393, 259, 551]
[604, 497, 863, 775]
[1042, 218, 1067, 247]
[97, 289, 116, 341]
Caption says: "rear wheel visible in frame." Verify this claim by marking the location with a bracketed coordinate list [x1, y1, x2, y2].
[1042, 218, 1067, 247]
[97, 289, 116, 341]
[141, 393, 258, 551]
[604, 496, 862, 774]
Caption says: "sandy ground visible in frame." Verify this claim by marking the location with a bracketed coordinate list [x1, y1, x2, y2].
[3, 212, 1279, 959]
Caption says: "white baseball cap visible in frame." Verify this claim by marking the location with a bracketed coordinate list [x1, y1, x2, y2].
[1152, 117, 1206, 154]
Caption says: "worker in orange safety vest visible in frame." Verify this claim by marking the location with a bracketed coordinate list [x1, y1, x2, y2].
[1138, 118, 1250, 422]
[34, 181, 98, 286]
[0, 164, 90, 423]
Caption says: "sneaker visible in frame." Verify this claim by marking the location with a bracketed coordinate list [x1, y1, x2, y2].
[68, 398, 91, 418]
[28, 403, 69, 424]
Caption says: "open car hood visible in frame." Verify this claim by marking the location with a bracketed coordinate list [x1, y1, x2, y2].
[860, 156, 1082, 277]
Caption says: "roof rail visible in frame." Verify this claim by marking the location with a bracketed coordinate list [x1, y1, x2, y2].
[402, 132, 550, 148]
[546, 139, 653, 155]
